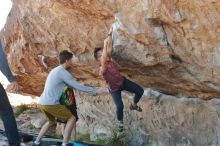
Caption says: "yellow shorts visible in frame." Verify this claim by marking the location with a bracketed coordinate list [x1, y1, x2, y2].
[39, 104, 72, 124]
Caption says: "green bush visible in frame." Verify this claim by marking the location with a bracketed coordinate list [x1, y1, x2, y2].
[77, 133, 90, 142]
[14, 104, 29, 117]
[76, 128, 125, 146]
[105, 129, 125, 146]
[27, 123, 35, 130]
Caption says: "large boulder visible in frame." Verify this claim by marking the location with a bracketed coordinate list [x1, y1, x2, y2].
[1, 1, 220, 145]
[1, 0, 220, 99]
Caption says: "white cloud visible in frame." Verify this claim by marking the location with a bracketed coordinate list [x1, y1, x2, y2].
[0, 0, 12, 30]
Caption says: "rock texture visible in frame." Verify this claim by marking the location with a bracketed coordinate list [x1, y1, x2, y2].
[1, 0, 220, 99]
[75, 92, 220, 146]
[4, 92, 220, 146]
[1, 0, 220, 146]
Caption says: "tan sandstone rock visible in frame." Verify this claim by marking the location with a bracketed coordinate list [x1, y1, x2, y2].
[1, 0, 220, 99]
[1, 0, 220, 145]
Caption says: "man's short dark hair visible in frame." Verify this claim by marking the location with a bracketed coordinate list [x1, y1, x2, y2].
[59, 50, 73, 64]
[93, 47, 102, 60]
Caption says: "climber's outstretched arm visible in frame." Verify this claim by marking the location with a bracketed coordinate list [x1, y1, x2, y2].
[100, 27, 113, 73]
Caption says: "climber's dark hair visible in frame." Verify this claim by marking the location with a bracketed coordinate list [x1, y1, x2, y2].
[59, 50, 73, 64]
[93, 47, 103, 60]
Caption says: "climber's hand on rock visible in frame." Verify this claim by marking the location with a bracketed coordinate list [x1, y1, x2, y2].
[6, 81, 20, 93]
[96, 87, 109, 95]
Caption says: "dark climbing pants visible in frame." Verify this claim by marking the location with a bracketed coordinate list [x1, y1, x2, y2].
[111, 78, 144, 121]
[0, 83, 20, 146]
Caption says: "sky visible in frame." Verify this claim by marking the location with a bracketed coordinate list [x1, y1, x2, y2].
[0, 1, 38, 104]
[0, 0, 12, 30]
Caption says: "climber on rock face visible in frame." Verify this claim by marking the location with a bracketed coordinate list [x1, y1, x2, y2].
[93, 27, 144, 133]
